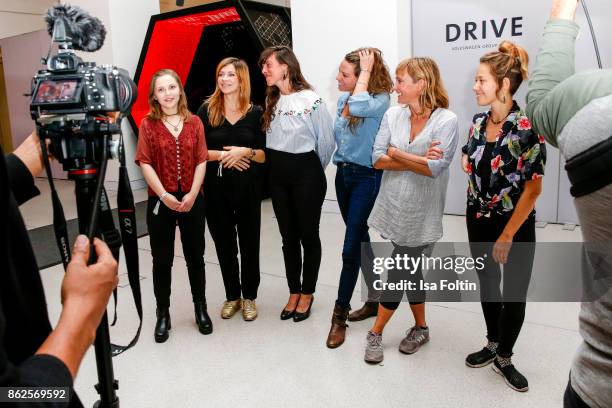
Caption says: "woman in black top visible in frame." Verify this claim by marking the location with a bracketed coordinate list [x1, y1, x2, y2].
[461, 41, 545, 393]
[197, 57, 266, 321]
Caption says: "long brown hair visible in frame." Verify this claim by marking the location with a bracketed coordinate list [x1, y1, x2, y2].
[396, 57, 449, 112]
[259, 46, 312, 131]
[344, 47, 393, 131]
[204, 57, 252, 127]
[146, 69, 191, 121]
[480, 40, 529, 97]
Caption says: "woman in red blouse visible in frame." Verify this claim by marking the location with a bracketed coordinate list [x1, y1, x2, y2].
[135, 69, 211, 343]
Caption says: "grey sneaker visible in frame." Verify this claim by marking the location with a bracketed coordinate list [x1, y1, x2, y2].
[364, 331, 384, 364]
[399, 326, 429, 354]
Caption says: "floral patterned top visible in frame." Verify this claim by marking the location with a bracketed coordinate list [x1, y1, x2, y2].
[462, 101, 546, 218]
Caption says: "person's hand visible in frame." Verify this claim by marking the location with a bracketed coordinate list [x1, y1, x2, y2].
[221, 146, 250, 168]
[161, 193, 181, 211]
[359, 49, 375, 73]
[13, 131, 46, 177]
[61, 235, 118, 339]
[387, 145, 398, 159]
[425, 140, 444, 160]
[461, 153, 470, 173]
[230, 157, 251, 171]
[493, 232, 513, 264]
[178, 191, 196, 212]
[551, 0, 579, 21]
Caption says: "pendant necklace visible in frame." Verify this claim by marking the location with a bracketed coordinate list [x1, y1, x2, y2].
[163, 116, 181, 132]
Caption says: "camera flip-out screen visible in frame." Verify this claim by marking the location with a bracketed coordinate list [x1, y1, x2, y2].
[33, 78, 81, 105]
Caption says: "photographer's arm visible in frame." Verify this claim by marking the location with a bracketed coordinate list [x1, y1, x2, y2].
[35, 236, 118, 379]
[5, 131, 43, 205]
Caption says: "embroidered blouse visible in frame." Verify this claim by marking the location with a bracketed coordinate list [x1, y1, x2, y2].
[266, 89, 335, 168]
[462, 101, 546, 218]
[135, 115, 208, 196]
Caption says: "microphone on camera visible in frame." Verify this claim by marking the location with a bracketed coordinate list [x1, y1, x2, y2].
[45, 4, 107, 52]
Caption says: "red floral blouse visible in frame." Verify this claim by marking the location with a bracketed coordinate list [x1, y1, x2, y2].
[135, 115, 208, 196]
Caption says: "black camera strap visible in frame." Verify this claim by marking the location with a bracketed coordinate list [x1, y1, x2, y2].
[38, 129, 71, 270]
[109, 134, 143, 356]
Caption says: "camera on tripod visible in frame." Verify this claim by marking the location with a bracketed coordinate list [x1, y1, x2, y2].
[29, 5, 137, 173]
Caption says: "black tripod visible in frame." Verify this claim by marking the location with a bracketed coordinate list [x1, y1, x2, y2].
[71, 167, 120, 408]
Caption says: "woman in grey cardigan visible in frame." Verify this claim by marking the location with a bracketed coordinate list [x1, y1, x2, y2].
[364, 57, 458, 364]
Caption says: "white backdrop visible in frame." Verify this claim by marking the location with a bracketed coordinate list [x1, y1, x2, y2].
[412, 0, 612, 224]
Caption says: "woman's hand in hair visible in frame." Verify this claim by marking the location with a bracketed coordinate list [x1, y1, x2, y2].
[359, 49, 375, 73]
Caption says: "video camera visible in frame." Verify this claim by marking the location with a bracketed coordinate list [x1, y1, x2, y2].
[28, 6, 142, 407]
[29, 4, 137, 172]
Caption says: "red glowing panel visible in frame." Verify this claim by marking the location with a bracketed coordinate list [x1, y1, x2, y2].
[132, 7, 241, 129]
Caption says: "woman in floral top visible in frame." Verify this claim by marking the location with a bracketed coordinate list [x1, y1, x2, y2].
[461, 41, 545, 393]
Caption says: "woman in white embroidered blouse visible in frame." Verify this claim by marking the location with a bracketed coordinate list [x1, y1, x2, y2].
[364, 58, 458, 364]
[259, 46, 335, 323]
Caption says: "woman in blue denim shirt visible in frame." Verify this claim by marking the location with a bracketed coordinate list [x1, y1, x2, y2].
[326, 48, 393, 349]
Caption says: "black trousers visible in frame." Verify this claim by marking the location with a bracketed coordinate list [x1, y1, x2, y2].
[267, 149, 327, 294]
[204, 166, 261, 301]
[466, 205, 536, 357]
[146, 191, 206, 308]
[380, 243, 428, 310]
[564, 376, 592, 408]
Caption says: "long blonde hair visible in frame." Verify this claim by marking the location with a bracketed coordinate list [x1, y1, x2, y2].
[396, 57, 449, 112]
[204, 57, 252, 127]
[480, 40, 529, 97]
[146, 69, 191, 121]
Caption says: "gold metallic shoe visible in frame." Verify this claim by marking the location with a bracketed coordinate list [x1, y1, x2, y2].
[221, 299, 241, 319]
[242, 299, 257, 321]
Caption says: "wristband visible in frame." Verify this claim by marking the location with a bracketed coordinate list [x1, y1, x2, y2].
[250, 148, 256, 159]
[160, 191, 169, 200]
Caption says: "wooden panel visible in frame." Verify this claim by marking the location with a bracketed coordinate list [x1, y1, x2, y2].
[0, 48, 13, 151]
[159, 0, 222, 14]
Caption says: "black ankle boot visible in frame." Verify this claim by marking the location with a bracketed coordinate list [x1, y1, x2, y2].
[194, 301, 213, 335]
[154, 307, 171, 343]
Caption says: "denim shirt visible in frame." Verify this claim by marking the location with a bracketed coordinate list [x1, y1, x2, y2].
[333, 92, 390, 168]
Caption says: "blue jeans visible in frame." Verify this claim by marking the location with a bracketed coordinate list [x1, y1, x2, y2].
[335, 163, 382, 309]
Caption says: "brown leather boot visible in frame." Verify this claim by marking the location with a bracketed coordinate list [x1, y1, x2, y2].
[326, 304, 349, 349]
[347, 302, 378, 322]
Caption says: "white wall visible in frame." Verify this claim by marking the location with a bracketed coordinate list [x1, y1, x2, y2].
[292, 0, 411, 198]
[0, 0, 53, 39]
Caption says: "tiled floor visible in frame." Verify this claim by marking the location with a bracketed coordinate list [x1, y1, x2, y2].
[26, 176, 584, 408]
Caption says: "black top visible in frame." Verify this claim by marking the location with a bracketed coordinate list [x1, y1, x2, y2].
[197, 103, 265, 151]
[0, 150, 82, 407]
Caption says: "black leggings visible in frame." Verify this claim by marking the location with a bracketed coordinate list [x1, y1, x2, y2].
[204, 168, 261, 301]
[267, 149, 326, 295]
[146, 191, 206, 308]
[380, 244, 427, 310]
[466, 205, 536, 357]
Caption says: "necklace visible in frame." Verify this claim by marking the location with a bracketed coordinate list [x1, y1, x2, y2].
[490, 111, 509, 125]
[163, 116, 182, 132]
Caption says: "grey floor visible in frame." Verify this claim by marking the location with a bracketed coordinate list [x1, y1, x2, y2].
[26, 175, 583, 408]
